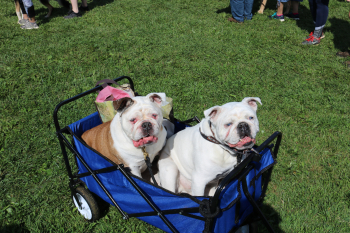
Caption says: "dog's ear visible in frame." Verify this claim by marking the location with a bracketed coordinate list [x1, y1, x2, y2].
[204, 106, 222, 122]
[242, 97, 262, 111]
[113, 97, 135, 114]
[146, 93, 166, 107]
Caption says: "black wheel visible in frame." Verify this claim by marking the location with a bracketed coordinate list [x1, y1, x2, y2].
[72, 186, 100, 222]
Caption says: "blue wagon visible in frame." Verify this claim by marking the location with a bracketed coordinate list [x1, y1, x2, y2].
[53, 76, 282, 233]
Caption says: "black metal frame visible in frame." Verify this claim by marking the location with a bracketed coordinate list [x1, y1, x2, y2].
[53, 76, 282, 233]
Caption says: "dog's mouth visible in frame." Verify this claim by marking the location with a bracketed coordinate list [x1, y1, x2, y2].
[133, 135, 158, 147]
[227, 136, 256, 148]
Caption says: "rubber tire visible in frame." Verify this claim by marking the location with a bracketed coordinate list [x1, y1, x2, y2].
[72, 186, 100, 222]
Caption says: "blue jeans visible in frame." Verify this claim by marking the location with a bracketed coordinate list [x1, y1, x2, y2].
[230, 0, 254, 22]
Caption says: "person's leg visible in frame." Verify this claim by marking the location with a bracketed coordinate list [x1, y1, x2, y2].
[269, 0, 286, 21]
[71, 0, 78, 13]
[15, 0, 22, 20]
[18, 0, 29, 22]
[277, 2, 284, 15]
[81, 0, 88, 7]
[229, 0, 244, 23]
[285, 0, 301, 19]
[292, 0, 299, 13]
[39, 0, 54, 18]
[302, 0, 329, 44]
[313, 0, 329, 38]
[244, 0, 255, 20]
[79, 0, 89, 11]
[22, 0, 35, 22]
[21, 0, 39, 29]
[308, 0, 316, 23]
[64, 0, 82, 18]
[283, 1, 291, 14]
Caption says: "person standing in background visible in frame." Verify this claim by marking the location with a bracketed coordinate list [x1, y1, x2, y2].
[301, 0, 329, 45]
[20, 0, 39, 29]
[228, 0, 255, 23]
[64, 0, 89, 19]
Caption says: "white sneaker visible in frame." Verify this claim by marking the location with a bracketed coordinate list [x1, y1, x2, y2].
[18, 19, 28, 25]
[20, 21, 39, 29]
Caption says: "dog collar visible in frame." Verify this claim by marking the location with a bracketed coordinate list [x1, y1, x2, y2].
[199, 122, 254, 163]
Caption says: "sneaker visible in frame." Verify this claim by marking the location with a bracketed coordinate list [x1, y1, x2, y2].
[20, 21, 39, 29]
[305, 31, 325, 40]
[301, 35, 320, 45]
[228, 17, 243, 24]
[336, 51, 350, 58]
[269, 12, 284, 22]
[285, 13, 299, 20]
[18, 19, 28, 25]
[79, 5, 89, 11]
[64, 10, 82, 19]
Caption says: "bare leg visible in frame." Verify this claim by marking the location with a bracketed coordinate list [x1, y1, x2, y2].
[81, 0, 88, 7]
[70, 0, 79, 13]
[258, 0, 267, 14]
[15, 0, 22, 20]
[283, 1, 291, 14]
[292, 1, 299, 14]
[277, 2, 284, 15]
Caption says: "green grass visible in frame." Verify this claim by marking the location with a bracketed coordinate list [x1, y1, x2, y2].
[1, 0, 350, 232]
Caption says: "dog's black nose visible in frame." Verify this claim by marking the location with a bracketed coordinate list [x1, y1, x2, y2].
[142, 122, 152, 131]
[237, 122, 250, 136]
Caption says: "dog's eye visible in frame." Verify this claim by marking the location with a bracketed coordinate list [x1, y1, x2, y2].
[152, 114, 158, 119]
[249, 117, 254, 120]
[225, 123, 232, 127]
[130, 118, 136, 123]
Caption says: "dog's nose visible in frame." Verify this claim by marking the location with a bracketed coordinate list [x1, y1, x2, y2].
[142, 122, 152, 131]
[237, 122, 249, 135]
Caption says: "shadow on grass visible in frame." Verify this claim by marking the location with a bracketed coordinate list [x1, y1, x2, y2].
[0, 223, 30, 233]
[255, 203, 284, 233]
[91, 191, 111, 218]
[345, 193, 350, 208]
[327, 17, 350, 51]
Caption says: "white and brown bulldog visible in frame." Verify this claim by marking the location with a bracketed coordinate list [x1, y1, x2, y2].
[82, 93, 168, 178]
[158, 97, 262, 196]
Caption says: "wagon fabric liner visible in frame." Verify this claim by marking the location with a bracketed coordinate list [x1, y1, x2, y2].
[67, 111, 276, 233]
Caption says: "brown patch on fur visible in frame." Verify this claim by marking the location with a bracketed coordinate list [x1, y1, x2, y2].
[81, 121, 127, 166]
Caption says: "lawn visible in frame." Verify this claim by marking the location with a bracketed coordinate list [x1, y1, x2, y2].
[0, 0, 349, 232]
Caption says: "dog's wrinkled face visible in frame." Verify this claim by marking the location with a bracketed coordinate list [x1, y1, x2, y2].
[113, 93, 165, 148]
[204, 97, 262, 150]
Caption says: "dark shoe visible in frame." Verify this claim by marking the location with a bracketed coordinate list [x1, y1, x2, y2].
[285, 13, 299, 20]
[228, 17, 243, 24]
[336, 51, 350, 58]
[64, 10, 82, 19]
[79, 5, 89, 11]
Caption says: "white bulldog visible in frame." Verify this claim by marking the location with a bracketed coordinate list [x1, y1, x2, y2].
[82, 93, 169, 178]
[158, 97, 262, 196]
